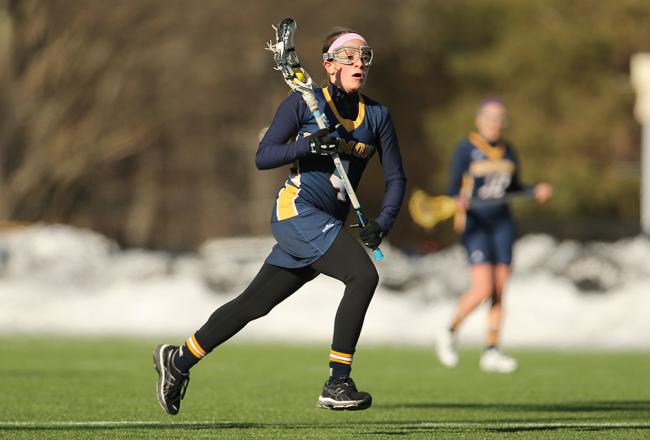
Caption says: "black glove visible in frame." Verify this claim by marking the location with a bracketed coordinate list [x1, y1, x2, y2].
[359, 220, 383, 249]
[309, 135, 340, 156]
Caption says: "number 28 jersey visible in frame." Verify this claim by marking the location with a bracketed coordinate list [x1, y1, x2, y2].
[447, 132, 523, 221]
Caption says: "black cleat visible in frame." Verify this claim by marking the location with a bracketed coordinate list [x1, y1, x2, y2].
[317, 376, 372, 411]
[153, 344, 190, 415]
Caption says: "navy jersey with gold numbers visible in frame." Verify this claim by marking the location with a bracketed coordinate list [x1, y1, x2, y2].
[257, 83, 406, 268]
[447, 132, 523, 222]
[447, 133, 524, 265]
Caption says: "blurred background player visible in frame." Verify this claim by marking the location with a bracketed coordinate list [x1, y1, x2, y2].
[153, 28, 406, 414]
[435, 98, 552, 373]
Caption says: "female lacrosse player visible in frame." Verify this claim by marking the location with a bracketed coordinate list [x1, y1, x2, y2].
[435, 98, 552, 373]
[153, 28, 406, 414]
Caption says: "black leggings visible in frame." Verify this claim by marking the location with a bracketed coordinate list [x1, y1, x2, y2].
[194, 229, 379, 354]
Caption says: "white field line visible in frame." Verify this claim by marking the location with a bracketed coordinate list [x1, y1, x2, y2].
[1, 421, 649, 429]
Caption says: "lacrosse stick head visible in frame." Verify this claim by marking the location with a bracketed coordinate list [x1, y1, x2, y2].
[408, 189, 457, 229]
[266, 18, 313, 93]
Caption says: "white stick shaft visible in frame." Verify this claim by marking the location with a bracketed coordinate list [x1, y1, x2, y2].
[301, 90, 361, 209]
[299, 84, 384, 261]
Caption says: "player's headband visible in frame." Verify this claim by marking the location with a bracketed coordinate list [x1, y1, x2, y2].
[322, 33, 373, 66]
[326, 33, 368, 54]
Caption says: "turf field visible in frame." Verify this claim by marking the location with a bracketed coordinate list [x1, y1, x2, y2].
[1, 337, 649, 439]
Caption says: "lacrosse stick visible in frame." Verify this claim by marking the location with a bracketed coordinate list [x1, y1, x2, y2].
[409, 187, 535, 229]
[267, 18, 384, 261]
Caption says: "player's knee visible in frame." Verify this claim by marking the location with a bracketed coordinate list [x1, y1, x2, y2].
[471, 285, 493, 302]
[349, 264, 379, 293]
[490, 291, 503, 305]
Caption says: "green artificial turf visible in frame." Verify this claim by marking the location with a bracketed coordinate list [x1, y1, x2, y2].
[1, 337, 649, 439]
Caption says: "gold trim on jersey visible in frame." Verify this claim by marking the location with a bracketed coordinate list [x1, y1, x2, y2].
[468, 131, 505, 160]
[276, 168, 301, 221]
[469, 159, 515, 176]
[322, 87, 366, 132]
[305, 131, 375, 159]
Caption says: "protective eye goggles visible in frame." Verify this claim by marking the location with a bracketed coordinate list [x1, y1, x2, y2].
[323, 45, 373, 67]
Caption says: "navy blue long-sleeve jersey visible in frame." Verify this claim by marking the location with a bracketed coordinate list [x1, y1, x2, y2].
[447, 132, 523, 221]
[257, 83, 406, 234]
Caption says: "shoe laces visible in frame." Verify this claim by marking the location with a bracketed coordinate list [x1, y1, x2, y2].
[164, 362, 190, 400]
[330, 376, 358, 392]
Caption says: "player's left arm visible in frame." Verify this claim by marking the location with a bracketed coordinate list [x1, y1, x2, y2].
[506, 145, 525, 192]
[507, 145, 553, 203]
[373, 106, 407, 235]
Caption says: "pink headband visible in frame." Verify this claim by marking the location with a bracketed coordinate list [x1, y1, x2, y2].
[327, 33, 368, 54]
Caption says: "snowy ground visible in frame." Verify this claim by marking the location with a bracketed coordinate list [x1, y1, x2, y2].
[1, 224, 649, 349]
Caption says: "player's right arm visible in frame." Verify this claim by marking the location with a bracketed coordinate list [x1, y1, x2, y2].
[256, 92, 311, 170]
[447, 141, 471, 210]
